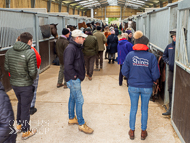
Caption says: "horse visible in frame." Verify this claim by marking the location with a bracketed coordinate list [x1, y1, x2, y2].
[67, 25, 77, 31]
[40, 23, 58, 39]
[124, 20, 136, 33]
[78, 22, 87, 30]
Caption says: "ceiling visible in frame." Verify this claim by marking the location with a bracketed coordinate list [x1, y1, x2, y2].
[52, 0, 171, 11]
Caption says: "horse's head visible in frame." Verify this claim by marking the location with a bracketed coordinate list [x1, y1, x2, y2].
[50, 23, 58, 38]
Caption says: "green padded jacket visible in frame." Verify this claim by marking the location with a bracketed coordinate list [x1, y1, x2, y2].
[4, 41, 37, 87]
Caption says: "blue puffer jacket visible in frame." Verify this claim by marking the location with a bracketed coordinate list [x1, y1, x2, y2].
[0, 82, 17, 143]
[122, 44, 160, 88]
[117, 38, 133, 65]
[162, 41, 175, 72]
[107, 34, 118, 54]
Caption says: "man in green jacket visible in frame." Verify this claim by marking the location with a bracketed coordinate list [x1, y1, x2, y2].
[93, 26, 107, 69]
[4, 32, 37, 140]
[83, 28, 98, 80]
[56, 28, 70, 88]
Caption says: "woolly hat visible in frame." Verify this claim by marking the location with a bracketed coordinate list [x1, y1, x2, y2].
[125, 30, 132, 35]
[85, 27, 92, 32]
[62, 28, 69, 35]
[133, 31, 149, 45]
[97, 26, 101, 31]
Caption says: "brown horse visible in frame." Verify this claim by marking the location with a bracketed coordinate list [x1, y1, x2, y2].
[67, 25, 77, 31]
[40, 23, 58, 39]
[78, 22, 87, 29]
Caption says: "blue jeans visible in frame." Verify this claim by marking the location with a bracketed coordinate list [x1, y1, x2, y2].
[66, 78, 85, 125]
[128, 86, 152, 131]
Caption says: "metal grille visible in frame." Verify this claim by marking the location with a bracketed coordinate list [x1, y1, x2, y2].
[0, 11, 35, 49]
[38, 17, 48, 40]
[149, 9, 169, 50]
[69, 17, 77, 26]
[176, 10, 190, 67]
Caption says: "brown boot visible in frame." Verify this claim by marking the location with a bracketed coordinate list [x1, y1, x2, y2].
[78, 123, 94, 134]
[63, 84, 68, 89]
[128, 129, 135, 140]
[141, 130, 148, 140]
[88, 77, 92, 81]
[21, 129, 37, 140]
[68, 116, 78, 125]
[57, 83, 64, 88]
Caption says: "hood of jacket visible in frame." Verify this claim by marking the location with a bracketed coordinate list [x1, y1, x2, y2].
[70, 38, 84, 49]
[13, 41, 31, 51]
[133, 44, 149, 51]
[118, 39, 128, 45]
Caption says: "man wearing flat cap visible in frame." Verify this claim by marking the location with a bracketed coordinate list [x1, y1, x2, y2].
[64, 29, 94, 134]
[162, 29, 176, 116]
[56, 28, 70, 88]
[93, 26, 107, 69]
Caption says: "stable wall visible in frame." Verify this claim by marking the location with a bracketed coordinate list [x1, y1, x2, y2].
[94, 6, 139, 20]
[0, 0, 87, 16]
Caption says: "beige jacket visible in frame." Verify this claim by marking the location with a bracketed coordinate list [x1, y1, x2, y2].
[93, 31, 107, 51]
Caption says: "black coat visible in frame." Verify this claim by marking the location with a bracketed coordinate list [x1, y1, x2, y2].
[64, 39, 85, 82]
[114, 28, 119, 36]
[0, 82, 17, 143]
[107, 34, 118, 54]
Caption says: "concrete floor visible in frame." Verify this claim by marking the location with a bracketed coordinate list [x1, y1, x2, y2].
[7, 59, 181, 143]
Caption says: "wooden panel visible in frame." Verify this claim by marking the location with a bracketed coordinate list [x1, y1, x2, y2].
[86, 10, 91, 17]
[10, 0, 31, 8]
[75, 9, 78, 15]
[173, 65, 190, 143]
[51, 2, 59, 12]
[35, 0, 47, 9]
[79, 11, 82, 16]
[0, 0, 6, 8]
[61, 6, 67, 12]
[69, 8, 73, 15]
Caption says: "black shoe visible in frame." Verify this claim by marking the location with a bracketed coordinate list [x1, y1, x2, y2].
[108, 60, 111, 64]
[30, 107, 37, 115]
[162, 108, 171, 116]
[112, 60, 114, 64]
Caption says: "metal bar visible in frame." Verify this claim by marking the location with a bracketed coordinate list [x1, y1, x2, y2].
[0, 46, 12, 52]
[47, 0, 52, 12]
[149, 42, 164, 52]
[0, 8, 38, 14]
[176, 61, 190, 74]
[171, 120, 186, 143]
[5, 0, 10, 8]
[31, 0, 35, 8]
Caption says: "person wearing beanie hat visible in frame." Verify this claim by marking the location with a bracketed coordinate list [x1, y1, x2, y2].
[107, 30, 118, 64]
[162, 29, 176, 116]
[97, 26, 101, 31]
[56, 28, 70, 88]
[125, 30, 134, 45]
[93, 27, 107, 69]
[121, 31, 160, 140]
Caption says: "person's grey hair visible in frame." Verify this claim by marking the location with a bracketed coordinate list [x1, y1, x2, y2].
[121, 33, 128, 39]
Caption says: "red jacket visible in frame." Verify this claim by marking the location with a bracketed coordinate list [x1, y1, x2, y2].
[31, 47, 41, 69]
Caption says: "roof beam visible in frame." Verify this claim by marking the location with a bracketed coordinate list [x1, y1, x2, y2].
[31, 0, 35, 8]
[5, 0, 11, 8]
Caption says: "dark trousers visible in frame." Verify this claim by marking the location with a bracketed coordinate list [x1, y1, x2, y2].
[12, 85, 34, 132]
[119, 65, 123, 85]
[84, 55, 96, 77]
[168, 70, 173, 108]
[96, 51, 103, 68]
[0, 127, 17, 143]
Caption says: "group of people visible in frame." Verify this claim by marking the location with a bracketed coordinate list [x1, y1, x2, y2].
[0, 21, 176, 142]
